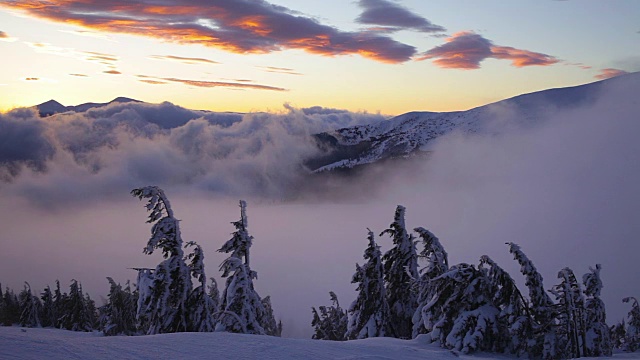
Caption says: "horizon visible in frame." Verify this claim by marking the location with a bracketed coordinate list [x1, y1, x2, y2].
[1, 1, 639, 114]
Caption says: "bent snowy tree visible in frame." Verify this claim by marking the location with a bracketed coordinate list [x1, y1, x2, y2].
[132, 186, 192, 334]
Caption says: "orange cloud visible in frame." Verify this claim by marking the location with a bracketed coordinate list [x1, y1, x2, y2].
[258, 66, 302, 75]
[137, 75, 286, 91]
[104, 70, 121, 75]
[418, 31, 559, 70]
[149, 55, 220, 65]
[490, 46, 558, 67]
[0, 0, 416, 63]
[595, 68, 629, 80]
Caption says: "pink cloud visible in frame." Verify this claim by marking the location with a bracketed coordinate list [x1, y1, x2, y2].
[418, 31, 559, 70]
[595, 68, 629, 80]
[0, 0, 416, 63]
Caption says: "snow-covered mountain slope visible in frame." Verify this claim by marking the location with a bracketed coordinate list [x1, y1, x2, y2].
[308, 72, 640, 172]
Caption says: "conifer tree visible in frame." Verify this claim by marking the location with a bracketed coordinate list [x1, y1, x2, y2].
[261, 296, 281, 336]
[0, 284, 5, 326]
[582, 264, 612, 356]
[208, 277, 221, 317]
[421, 263, 502, 353]
[60, 280, 94, 332]
[346, 229, 390, 339]
[40, 286, 56, 328]
[53, 280, 65, 328]
[311, 291, 348, 341]
[217, 200, 274, 335]
[412, 227, 448, 338]
[622, 296, 640, 352]
[381, 205, 418, 339]
[19, 282, 41, 328]
[100, 277, 138, 336]
[551, 267, 586, 359]
[2, 287, 20, 326]
[479, 255, 530, 356]
[186, 241, 215, 332]
[507, 242, 557, 359]
[132, 186, 192, 334]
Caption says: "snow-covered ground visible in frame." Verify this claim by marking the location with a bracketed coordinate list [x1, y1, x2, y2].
[1, 327, 639, 360]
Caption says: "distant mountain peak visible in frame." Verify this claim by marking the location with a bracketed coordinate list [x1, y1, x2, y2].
[110, 97, 140, 104]
[34, 97, 142, 116]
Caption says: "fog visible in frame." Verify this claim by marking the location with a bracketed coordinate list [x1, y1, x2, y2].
[0, 76, 639, 338]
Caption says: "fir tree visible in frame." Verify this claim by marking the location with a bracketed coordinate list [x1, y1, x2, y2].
[261, 296, 281, 336]
[208, 277, 221, 317]
[550, 267, 586, 359]
[421, 263, 502, 354]
[2, 287, 20, 326]
[346, 229, 390, 340]
[100, 277, 138, 336]
[381, 205, 418, 339]
[622, 296, 640, 352]
[186, 241, 215, 332]
[217, 200, 274, 335]
[311, 291, 348, 341]
[412, 227, 448, 338]
[53, 280, 65, 328]
[60, 280, 94, 332]
[507, 242, 556, 359]
[582, 264, 612, 356]
[132, 186, 192, 334]
[19, 282, 41, 328]
[479, 255, 530, 356]
[40, 286, 56, 328]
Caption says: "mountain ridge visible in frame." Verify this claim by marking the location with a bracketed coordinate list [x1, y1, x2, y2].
[307, 72, 640, 172]
[36, 97, 141, 117]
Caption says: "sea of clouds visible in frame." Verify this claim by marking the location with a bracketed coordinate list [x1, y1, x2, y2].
[1, 74, 638, 338]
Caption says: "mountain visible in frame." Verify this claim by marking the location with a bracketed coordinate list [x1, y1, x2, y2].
[307, 72, 639, 172]
[36, 97, 141, 116]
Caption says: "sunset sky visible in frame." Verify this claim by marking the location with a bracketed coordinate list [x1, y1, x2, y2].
[0, 0, 638, 114]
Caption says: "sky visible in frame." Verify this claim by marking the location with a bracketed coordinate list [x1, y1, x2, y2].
[0, 0, 639, 114]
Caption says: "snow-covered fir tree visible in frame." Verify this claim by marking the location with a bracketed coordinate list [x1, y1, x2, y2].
[40, 286, 56, 328]
[60, 279, 94, 331]
[412, 227, 448, 338]
[19, 282, 41, 328]
[622, 296, 640, 352]
[100, 277, 138, 336]
[550, 267, 586, 359]
[478, 255, 530, 356]
[186, 241, 215, 332]
[1, 286, 20, 326]
[421, 263, 503, 354]
[346, 229, 390, 340]
[217, 200, 275, 335]
[507, 242, 556, 359]
[208, 277, 221, 317]
[312, 291, 348, 341]
[132, 186, 192, 334]
[261, 296, 281, 337]
[53, 280, 65, 329]
[380, 205, 418, 339]
[582, 264, 612, 356]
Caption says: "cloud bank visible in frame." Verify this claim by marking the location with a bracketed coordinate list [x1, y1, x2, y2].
[1, 0, 417, 63]
[419, 31, 559, 69]
[0, 101, 386, 206]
